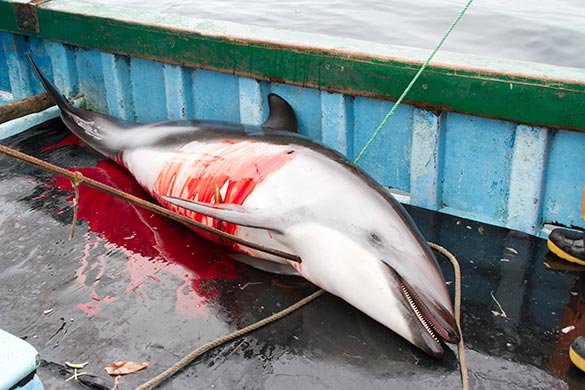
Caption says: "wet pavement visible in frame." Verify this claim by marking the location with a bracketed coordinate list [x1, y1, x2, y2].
[1, 119, 585, 389]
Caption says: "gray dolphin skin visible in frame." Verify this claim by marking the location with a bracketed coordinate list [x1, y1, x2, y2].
[30, 58, 460, 358]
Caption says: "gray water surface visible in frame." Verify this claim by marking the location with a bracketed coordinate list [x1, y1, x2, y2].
[92, 0, 585, 68]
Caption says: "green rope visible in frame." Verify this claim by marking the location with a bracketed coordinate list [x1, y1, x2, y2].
[353, 0, 475, 164]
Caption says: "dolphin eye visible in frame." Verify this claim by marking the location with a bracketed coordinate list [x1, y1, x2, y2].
[369, 232, 383, 247]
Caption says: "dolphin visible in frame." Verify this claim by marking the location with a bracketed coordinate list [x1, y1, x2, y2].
[30, 58, 459, 357]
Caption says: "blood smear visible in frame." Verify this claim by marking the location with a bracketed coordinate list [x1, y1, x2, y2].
[155, 140, 294, 248]
[50, 139, 242, 317]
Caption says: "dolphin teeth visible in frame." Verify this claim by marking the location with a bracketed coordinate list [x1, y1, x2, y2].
[400, 282, 441, 345]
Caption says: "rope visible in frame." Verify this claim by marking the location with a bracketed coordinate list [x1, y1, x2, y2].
[0, 142, 324, 387]
[0, 144, 301, 263]
[349, 0, 474, 383]
[353, 0, 476, 164]
[428, 242, 469, 390]
[3, 4, 474, 389]
[69, 171, 84, 240]
[134, 289, 325, 390]
[137, 244, 467, 390]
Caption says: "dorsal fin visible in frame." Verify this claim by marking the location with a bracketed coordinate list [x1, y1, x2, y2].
[262, 94, 298, 133]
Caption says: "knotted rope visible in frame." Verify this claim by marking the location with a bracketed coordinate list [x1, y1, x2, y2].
[69, 171, 84, 240]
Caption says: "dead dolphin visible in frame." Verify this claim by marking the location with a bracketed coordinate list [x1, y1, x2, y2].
[30, 59, 459, 357]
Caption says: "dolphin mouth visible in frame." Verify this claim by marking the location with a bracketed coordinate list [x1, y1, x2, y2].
[399, 276, 460, 357]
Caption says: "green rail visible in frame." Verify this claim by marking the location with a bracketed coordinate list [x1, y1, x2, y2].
[1, 0, 585, 132]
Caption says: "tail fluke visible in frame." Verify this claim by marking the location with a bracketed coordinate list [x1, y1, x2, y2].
[27, 54, 74, 113]
[27, 54, 127, 160]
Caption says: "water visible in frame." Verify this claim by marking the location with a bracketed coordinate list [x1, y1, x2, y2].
[91, 0, 585, 68]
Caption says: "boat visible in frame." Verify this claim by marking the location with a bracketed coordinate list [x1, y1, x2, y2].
[0, 328, 43, 390]
[1, 0, 584, 389]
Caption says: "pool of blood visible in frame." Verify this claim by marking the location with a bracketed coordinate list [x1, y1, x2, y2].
[48, 136, 242, 316]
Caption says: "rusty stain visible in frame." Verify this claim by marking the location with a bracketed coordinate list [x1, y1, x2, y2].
[12, 0, 49, 33]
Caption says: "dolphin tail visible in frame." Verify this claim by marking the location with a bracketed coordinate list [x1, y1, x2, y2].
[28, 55, 75, 114]
[28, 55, 129, 159]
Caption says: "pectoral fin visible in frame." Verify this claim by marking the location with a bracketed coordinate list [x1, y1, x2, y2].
[228, 252, 301, 276]
[162, 195, 285, 233]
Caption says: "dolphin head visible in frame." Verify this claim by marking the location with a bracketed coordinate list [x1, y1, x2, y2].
[289, 219, 459, 357]
[279, 179, 460, 358]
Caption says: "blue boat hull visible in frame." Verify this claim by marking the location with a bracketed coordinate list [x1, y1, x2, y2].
[1, 32, 584, 236]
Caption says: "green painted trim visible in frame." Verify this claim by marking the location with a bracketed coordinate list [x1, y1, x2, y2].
[1, 0, 585, 131]
[0, 2, 18, 32]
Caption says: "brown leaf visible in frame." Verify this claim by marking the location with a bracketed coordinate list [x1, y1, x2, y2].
[104, 361, 149, 376]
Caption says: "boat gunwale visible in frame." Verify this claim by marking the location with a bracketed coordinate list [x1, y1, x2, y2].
[1, 0, 585, 132]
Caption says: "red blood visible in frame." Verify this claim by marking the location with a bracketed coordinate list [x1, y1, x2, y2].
[154, 140, 294, 249]
[77, 302, 100, 316]
[40, 134, 83, 152]
[102, 295, 119, 303]
[146, 275, 161, 283]
[51, 147, 243, 317]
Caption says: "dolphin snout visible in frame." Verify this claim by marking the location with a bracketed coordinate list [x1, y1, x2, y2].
[393, 264, 460, 358]
[400, 276, 460, 341]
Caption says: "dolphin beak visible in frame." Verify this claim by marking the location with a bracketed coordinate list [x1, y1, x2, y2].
[395, 270, 460, 358]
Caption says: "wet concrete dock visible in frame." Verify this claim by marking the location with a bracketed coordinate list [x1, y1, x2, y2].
[1, 119, 584, 389]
